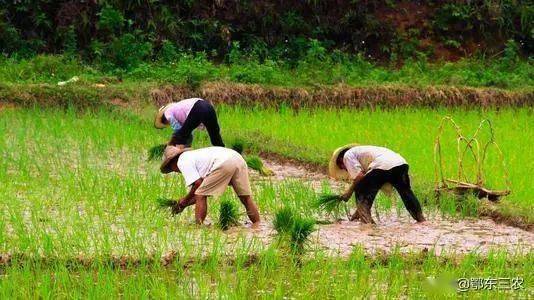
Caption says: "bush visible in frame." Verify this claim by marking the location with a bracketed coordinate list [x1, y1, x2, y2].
[100, 33, 152, 71]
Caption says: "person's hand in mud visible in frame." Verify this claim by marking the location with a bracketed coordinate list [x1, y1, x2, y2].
[171, 199, 185, 215]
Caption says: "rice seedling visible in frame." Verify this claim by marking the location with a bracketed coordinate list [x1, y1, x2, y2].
[230, 139, 245, 154]
[219, 105, 533, 222]
[245, 155, 274, 176]
[218, 199, 239, 230]
[290, 217, 316, 255]
[273, 206, 295, 234]
[156, 197, 176, 208]
[0, 107, 532, 298]
[148, 143, 166, 161]
[315, 193, 342, 211]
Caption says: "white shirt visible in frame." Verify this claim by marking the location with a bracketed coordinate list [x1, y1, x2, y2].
[176, 147, 239, 186]
[343, 146, 407, 179]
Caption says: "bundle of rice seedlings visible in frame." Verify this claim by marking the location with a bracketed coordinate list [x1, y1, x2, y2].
[230, 139, 245, 154]
[156, 197, 177, 208]
[290, 217, 315, 254]
[245, 155, 274, 176]
[273, 207, 295, 234]
[218, 199, 239, 230]
[314, 193, 343, 213]
[148, 144, 166, 161]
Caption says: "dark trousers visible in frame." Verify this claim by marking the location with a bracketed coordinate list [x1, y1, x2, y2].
[355, 164, 424, 222]
[169, 100, 225, 147]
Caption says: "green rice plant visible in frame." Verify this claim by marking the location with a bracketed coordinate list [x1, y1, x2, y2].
[0, 108, 533, 299]
[219, 105, 533, 222]
[230, 139, 245, 154]
[218, 199, 239, 230]
[148, 143, 166, 161]
[290, 217, 315, 254]
[245, 155, 274, 176]
[273, 207, 295, 234]
[315, 194, 343, 212]
[156, 197, 176, 208]
[314, 193, 349, 219]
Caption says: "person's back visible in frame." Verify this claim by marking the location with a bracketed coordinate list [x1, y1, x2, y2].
[178, 147, 240, 185]
[344, 145, 407, 175]
[164, 98, 203, 126]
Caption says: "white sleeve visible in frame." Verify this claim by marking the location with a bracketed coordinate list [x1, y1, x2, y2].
[177, 159, 201, 186]
[344, 157, 363, 179]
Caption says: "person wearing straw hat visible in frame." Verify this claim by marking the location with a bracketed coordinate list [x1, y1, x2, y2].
[160, 145, 260, 226]
[154, 98, 224, 147]
[329, 144, 426, 224]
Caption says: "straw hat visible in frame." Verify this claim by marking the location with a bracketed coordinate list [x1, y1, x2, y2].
[160, 145, 190, 174]
[328, 143, 359, 180]
[154, 104, 173, 129]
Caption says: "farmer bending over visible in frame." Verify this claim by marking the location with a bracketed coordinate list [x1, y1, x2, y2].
[160, 145, 260, 226]
[154, 98, 224, 147]
[329, 144, 426, 224]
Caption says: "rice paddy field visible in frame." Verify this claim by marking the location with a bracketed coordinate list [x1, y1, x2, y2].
[0, 106, 533, 298]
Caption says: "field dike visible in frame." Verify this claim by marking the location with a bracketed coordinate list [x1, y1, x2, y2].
[2, 80, 530, 109]
[151, 82, 534, 108]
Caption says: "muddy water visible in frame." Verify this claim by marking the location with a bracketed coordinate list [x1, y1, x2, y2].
[250, 158, 344, 191]
[244, 157, 534, 256]
[314, 211, 533, 256]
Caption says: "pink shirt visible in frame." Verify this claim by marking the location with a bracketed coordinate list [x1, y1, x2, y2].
[164, 98, 203, 125]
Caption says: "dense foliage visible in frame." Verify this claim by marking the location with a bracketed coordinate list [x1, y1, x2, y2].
[1, 0, 532, 70]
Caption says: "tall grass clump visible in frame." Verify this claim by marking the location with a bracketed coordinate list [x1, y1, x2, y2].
[218, 199, 239, 230]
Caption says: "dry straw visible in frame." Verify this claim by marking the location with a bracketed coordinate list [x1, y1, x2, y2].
[150, 82, 533, 109]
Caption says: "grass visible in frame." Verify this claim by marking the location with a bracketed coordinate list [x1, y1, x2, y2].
[0, 107, 532, 297]
[218, 105, 534, 223]
[1, 54, 532, 90]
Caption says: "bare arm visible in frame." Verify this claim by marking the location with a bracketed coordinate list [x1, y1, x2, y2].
[174, 179, 203, 213]
[341, 171, 365, 201]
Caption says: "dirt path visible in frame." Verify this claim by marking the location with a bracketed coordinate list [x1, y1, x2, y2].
[245, 157, 534, 256]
